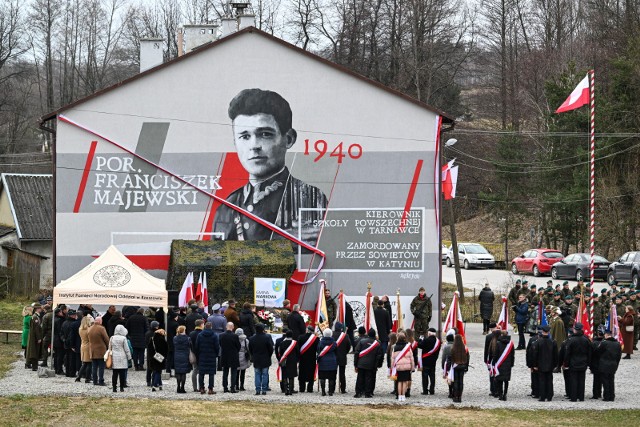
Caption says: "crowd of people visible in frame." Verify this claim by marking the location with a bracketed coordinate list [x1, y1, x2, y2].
[18, 280, 630, 404]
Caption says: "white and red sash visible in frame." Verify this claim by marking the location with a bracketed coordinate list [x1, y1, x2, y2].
[359, 340, 380, 358]
[300, 334, 318, 355]
[335, 332, 347, 347]
[418, 338, 441, 369]
[276, 340, 297, 382]
[390, 343, 412, 379]
[491, 341, 514, 377]
[315, 342, 335, 380]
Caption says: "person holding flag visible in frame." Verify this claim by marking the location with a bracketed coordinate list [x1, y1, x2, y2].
[332, 321, 351, 394]
[491, 330, 515, 401]
[443, 291, 466, 343]
[353, 328, 383, 398]
[316, 328, 338, 396]
[297, 325, 319, 393]
[417, 327, 441, 395]
[320, 280, 337, 328]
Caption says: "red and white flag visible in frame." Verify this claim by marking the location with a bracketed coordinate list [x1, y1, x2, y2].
[574, 297, 592, 338]
[202, 272, 209, 312]
[335, 291, 346, 326]
[364, 288, 375, 332]
[443, 291, 466, 343]
[610, 305, 624, 350]
[442, 159, 458, 200]
[178, 272, 194, 307]
[194, 272, 203, 303]
[497, 295, 509, 332]
[556, 74, 590, 113]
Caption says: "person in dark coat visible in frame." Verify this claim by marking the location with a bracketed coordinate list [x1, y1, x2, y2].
[479, 284, 495, 334]
[564, 323, 592, 402]
[248, 323, 274, 395]
[195, 322, 220, 394]
[484, 323, 501, 397]
[219, 322, 241, 393]
[513, 294, 529, 349]
[525, 328, 540, 398]
[278, 330, 299, 396]
[101, 306, 115, 331]
[596, 329, 622, 401]
[590, 328, 605, 399]
[275, 329, 290, 394]
[52, 308, 66, 375]
[491, 331, 514, 401]
[69, 310, 82, 376]
[297, 325, 319, 392]
[165, 310, 180, 375]
[558, 330, 572, 398]
[154, 307, 165, 330]
[332, 322, 351, 394]
[61, 309, 79, 377]
[25, 304, 44, 371]
[287, 305, 306, 342]
[353, 328, 384, 398]
[532, 325, 558, 401]
[345, 302, 357, 346]
[147, 328, 168, 391]
[239, 302, 256, 338]
[189, 319, 204, 392]
[144, 321, 159, 387]
[185, 305, 202, 335]
[125, 308, 148, 370]
[417, 327, 441, 395]
[316, 329, 338, 396]
[107, 310, 125, 338]
[173, 325, 191, 393]
[619, 305, 635, 358]
[374, 300, 392, 354]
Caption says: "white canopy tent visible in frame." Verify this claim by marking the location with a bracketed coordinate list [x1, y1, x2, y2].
[53, 245, 168, 309]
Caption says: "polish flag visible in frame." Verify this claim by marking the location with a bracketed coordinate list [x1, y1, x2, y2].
[194, 272, 203, 302]
[556, 74, 590, 113]
[178, 272, 194, 307]
[497, 295, 509, 332]
[364, 288, 375, 332]
[443, 291, 466, 343]
[574, 297, 592, 338]
[335, 291, 346, 326]
[202, 272, 209, 312]
[442, 159, 458, 200]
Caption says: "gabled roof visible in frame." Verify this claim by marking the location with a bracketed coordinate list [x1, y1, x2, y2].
[0, 225, 15, 238]
[41, 27, 454, 124]
[1, 174, 52, 240]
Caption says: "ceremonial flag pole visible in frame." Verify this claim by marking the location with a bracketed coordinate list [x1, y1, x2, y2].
[396, 288, 404, 332]
[316, 280, 329, 332]
[178, 272, 194, 308]
[336, 289, 346, 326]
[202, 272, 209, 313]
[364, 283, 374, 332]
[195, 272, 203, 302]
[443, 291, 466, 343]
[497, 295, 509, 332]
[556, 70, 596, 291]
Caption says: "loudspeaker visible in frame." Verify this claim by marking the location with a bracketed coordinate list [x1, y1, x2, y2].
[168, 290, 179, 307]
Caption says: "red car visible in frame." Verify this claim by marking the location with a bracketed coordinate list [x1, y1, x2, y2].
[511, 249, 564, 277]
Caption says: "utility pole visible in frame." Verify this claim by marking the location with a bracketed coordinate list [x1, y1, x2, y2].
[443, 138, 465, 302]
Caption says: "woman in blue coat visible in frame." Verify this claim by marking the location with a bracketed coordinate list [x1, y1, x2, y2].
[173, 325, 191, 394]
[316, 328, 338, 396]
[195, 322, 220, 394]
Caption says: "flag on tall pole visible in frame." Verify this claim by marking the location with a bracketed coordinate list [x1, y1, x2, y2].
[202, 272, 209, 312]
[364, 283, 375, 332]
[441, 159, 458, 200]
[396, 289, 404, 332]
[497, 295, 509, 332]
[443, 291, 465, 343]
[556, 70, 596, 292]
[316, 280, 329, 332]
[335, 290, 346, 326]
[195, 272, 203, 302]
[178, 272, 194, 307]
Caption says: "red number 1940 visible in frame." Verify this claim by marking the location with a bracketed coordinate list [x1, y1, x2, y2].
[303, 139, 363, 163]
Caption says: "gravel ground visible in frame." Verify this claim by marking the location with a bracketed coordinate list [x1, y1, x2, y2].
[1, 323, 636, 409]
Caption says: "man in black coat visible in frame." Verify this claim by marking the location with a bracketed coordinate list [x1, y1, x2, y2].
[332, 322, 352, 394]
[373, 300, 392, 354]
[125, 308, 149, 370]
[219, 322, 241, 392]
[275, 329, 289, 394]
[479, 283, 495, 334]
[249, 323, 274, 395]
[345, 302, 357, 346]
[484, 323, 500, 397]
[165, 310, 180, 375]
[297, 325, 319, 392]
[185, 304, 202, 335]
[590, 328, 605, 399]
[52, 307, 66, 375]
[525, 328, 540, 398]
[287, 304, 306, 341]
[417, 327, 441, 395]
[188, 319, 205, 392]
[353, 328, 383, 398]
[532, 325, 558, 401]
[596, 330, 622, 401]
[564, 323, 592, 402]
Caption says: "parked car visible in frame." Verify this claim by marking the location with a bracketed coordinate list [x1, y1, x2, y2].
[511, 249, 564, 277]
[446, 243, 495, 269]
[441, 244, 448, 263]
[607, 251, 640, 287]
[551, 253, 610, 281]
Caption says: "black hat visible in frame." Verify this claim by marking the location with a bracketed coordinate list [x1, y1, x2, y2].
[564, 294, 574, 300]
[488, 322, 497, 329]
[563, 281, 569, 286]
[541, 325, 550, 332]
[367, 328, 376, 338]
[574, 323, 584, 330]
[67, 309, 77, 316]
[427, 327, 437, 333]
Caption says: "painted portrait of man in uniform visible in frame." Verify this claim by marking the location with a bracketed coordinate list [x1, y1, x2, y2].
[213, 88, 327, 246]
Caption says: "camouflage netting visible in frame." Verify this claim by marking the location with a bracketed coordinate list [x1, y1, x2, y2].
[166, 240, 296, 304]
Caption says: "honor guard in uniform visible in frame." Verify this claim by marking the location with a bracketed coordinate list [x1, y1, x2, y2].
[410, 287, 432, 337]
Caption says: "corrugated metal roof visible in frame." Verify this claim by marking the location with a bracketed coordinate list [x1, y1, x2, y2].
[1, 174, 52, 240]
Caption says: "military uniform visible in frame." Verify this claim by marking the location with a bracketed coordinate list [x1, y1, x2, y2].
[410, 294, 432, 336]
[213, 167, 327, 244]
[508, 285, 521, 306]
[551, 294, 563, 307]
[325, 297, 337, 328]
